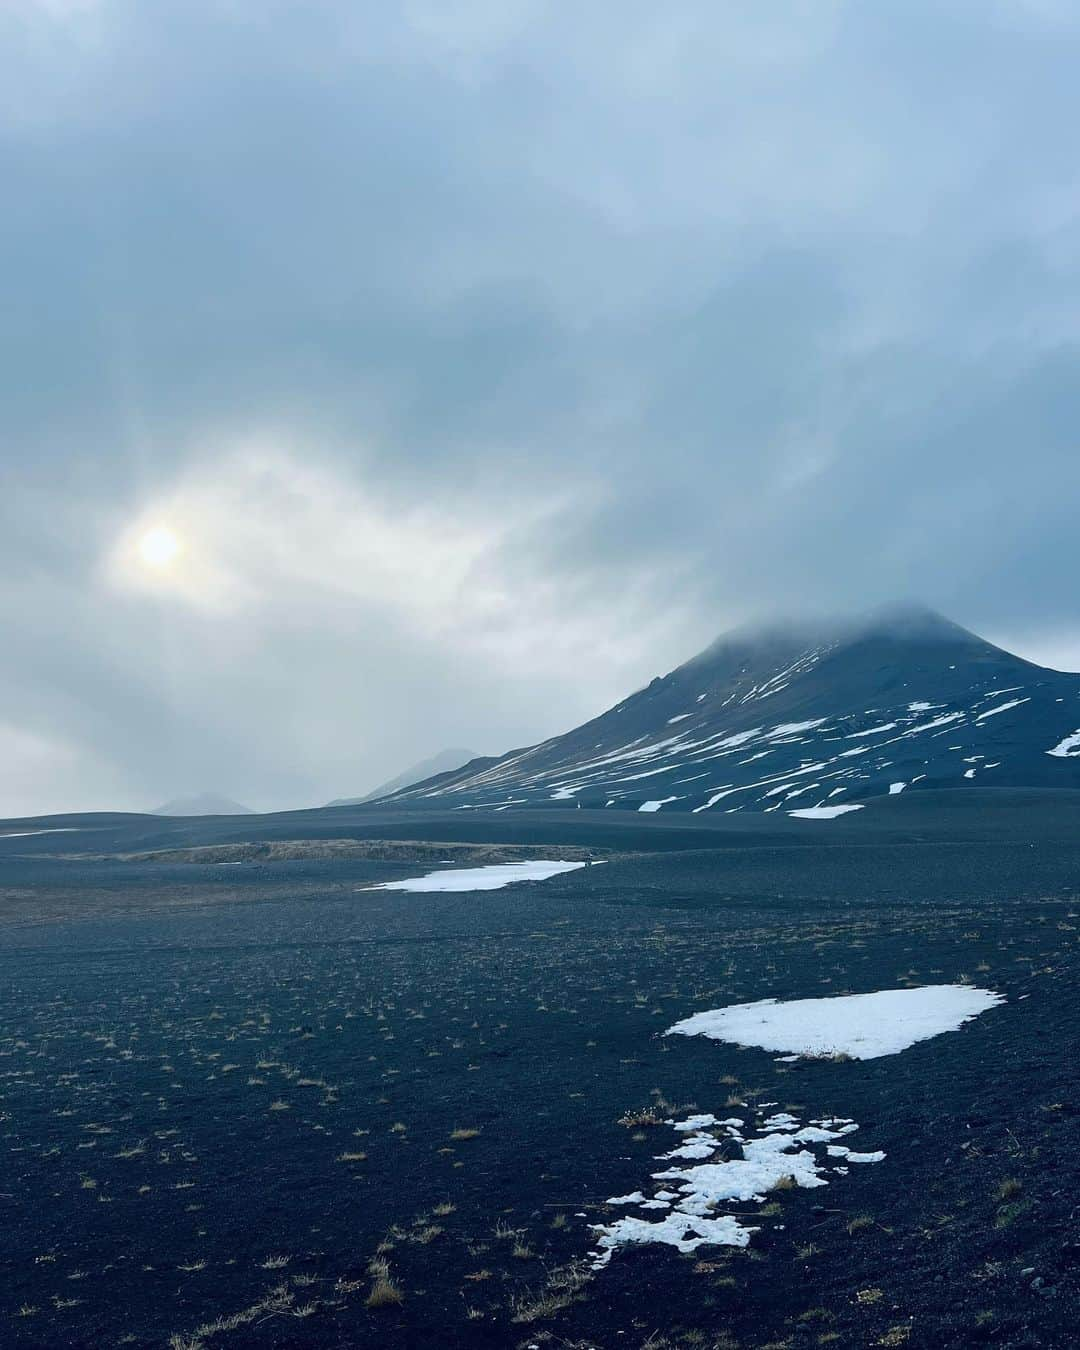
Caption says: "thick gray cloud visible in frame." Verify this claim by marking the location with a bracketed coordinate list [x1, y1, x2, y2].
[3, 1, 1080, 815]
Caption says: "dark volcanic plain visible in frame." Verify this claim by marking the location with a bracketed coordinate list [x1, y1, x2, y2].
[1, 791, 1078, 1349]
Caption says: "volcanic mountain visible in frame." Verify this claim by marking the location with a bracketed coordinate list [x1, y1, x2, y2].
[380, 606, 1080, 815]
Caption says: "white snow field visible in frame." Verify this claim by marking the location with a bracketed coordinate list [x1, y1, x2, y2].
[372, 860, 588, 892]
[590, 1108, 883, 1267]
[665, 985, 1004, 1060]
[787, 803, 864, 819]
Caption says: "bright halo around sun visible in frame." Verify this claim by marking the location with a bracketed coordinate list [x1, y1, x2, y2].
[138, 525, 182, 568]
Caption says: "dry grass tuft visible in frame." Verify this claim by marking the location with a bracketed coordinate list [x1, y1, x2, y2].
[617, 1106, 664, 1128]
[365, 1277, 404, 1309]
[509, 1259, 592, 1323]
[365, 1257, 404, 1308]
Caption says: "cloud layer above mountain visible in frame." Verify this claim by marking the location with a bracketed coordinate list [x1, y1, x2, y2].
[4, 1, 1080, 814]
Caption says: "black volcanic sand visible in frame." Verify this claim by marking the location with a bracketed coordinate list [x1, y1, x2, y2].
[1, 794, 1078, 1349]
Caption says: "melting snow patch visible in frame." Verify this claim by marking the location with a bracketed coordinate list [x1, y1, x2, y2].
[589, 1108, 883, 1268]
[1047, 728, 1080, 758]
[788, 804, 864, 819]
[372, 861, 587, 892]
[0, 828, 80, 839]
[976, 697, 1030, 721]
[639, 796, 682, 812]
[767, 718, 828, 738]
[665, 985, 1004, 1060]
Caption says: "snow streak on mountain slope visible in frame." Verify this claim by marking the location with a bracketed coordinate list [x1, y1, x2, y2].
[380, 607, 1080, 814]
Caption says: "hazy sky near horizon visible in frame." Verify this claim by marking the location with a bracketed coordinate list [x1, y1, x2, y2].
[3, 1, 1080, 816]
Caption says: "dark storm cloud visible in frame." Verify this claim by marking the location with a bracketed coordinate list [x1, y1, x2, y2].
[3, 0, 1080, 815]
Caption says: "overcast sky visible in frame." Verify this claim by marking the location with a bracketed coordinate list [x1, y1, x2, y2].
[3, 1, 1080, 817]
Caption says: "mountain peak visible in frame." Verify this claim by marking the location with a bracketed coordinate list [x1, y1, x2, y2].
[710, 603, 973, 652]
[832, 602, 982, 644]
[153, 793, 255, 817]
[383, 607, 1080, 814]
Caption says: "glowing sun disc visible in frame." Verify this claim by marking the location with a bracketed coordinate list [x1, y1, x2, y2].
[139, 525, 182, 568]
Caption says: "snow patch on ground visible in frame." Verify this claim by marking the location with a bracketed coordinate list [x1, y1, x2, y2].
[0, 828, 80, 839]
[665, 985, 1004, 1060]
[846, 722, 897, 738]
[975, 697, 1030, 721]
[1047, 728, 1080, 758]
[590, 1108, 882, 1267]
[372, 861, 588, 892]
[639, 796, 682, 812]
[788, 804, 864, 819]
[767, 718, 828, 738]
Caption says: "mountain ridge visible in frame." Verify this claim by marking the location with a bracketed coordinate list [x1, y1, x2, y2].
[373, 606, 1080, 814]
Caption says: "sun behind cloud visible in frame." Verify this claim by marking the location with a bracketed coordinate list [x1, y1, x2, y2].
[138, 525, 182, 568]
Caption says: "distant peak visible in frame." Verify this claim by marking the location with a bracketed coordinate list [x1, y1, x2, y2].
[153, 793, 255, 817]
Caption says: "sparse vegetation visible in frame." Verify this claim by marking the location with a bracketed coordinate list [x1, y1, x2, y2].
[365, 1258, 404, 1308]
[618, 1106, 665, 1128]
[509, 1259, 593, 1323]
[5, 814, 1078, 1350]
